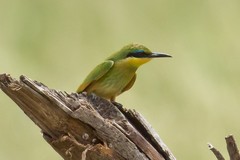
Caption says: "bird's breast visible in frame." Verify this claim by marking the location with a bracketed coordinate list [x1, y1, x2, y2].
[89, 61, 137, 98]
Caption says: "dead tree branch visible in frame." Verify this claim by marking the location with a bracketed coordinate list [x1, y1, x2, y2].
[0, 73, 176, 160]
[208, 135, 240, 160]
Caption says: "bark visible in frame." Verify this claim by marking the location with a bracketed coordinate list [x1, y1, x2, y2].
[208, 135, 240, 160]
[0, 73, 176, 160]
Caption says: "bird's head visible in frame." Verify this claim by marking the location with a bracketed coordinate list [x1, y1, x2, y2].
[107, 43, 171, 67]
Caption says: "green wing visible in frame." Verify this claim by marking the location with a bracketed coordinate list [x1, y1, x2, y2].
[77, 60, 114, 93]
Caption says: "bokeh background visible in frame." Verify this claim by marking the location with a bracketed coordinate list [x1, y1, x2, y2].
[1, 0, 240, 159]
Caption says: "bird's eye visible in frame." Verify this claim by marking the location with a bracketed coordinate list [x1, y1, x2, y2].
[127, 50, 148, 58]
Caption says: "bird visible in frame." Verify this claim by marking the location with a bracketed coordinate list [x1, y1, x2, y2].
[77, 43, 171, 101]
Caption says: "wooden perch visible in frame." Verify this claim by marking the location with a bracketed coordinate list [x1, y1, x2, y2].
[0, 73, 176, 160]
[208, 135, 240, 160]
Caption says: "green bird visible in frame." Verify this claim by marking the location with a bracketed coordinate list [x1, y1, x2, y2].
[77, 43, 171, 101]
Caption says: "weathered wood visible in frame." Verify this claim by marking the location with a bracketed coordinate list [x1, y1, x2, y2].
[209, 135, 240, 160]
[0, 73, 176, 160]
[225, 135, 240, 160]
[208, 143, 225, 160]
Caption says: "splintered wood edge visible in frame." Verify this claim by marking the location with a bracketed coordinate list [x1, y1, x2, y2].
[130, 110, 176, 160]
[0, 74, 152, 160]
[114, 105, 176, 160]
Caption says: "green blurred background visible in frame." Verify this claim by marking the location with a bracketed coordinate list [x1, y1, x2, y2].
[1, 0, 240, 159]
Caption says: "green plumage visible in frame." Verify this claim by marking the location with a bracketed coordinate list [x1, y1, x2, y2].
[77, 43, 171, 101]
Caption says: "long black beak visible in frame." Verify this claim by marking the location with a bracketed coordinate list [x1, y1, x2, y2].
[149, 52, 172, 58]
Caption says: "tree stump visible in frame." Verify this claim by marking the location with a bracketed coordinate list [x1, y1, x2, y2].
[0, 73, 176, 160]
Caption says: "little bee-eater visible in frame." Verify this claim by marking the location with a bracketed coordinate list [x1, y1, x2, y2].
[77, 43, 171, 101]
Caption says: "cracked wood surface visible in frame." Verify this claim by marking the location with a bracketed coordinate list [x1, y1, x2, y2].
[0, 73, 176, 160]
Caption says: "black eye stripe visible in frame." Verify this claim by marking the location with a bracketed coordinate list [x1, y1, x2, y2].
[127, 52, 149, 58]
